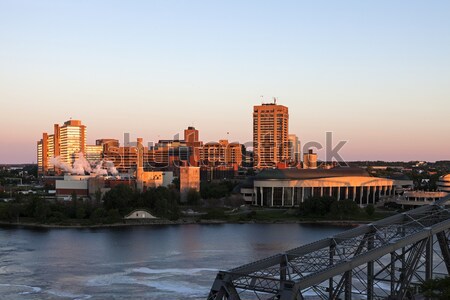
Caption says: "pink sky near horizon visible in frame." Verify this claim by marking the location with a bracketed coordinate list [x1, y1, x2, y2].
[0, 97, 448, 164]
[0, 0, 449, 164]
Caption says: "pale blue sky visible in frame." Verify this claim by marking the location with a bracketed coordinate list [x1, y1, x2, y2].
[0, 0, 449, 163]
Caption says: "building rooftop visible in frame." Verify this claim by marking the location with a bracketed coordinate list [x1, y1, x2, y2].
[254, 167, 371, 180]
[440, 174, 450, 182]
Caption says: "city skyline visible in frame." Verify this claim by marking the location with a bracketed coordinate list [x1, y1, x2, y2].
[1, 0, 450, 163]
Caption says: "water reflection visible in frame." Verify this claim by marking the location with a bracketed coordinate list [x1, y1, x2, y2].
[0, 224, 350, 299]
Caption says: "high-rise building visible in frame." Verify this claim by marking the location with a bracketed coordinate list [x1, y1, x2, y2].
[59, 120, 86, 165]
[37, 132, 53, 175]
[288, 134, 301, 166]
[184, 126, 203, 166]
[37, 120, 88, 175]
[253, 101, 289, 169]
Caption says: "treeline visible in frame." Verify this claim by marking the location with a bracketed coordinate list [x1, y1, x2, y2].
[200, 180, 237, 199]
[0, 184, 182, 225]
[103, 185, 180, 220]
[0, 180, 240, 225]
[420, 276, 450, 298]
[298, 196, 376, 220]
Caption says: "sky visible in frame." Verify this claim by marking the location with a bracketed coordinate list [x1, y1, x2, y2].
[0, 0, 449, 164]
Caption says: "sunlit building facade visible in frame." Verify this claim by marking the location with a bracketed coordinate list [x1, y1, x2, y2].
[303, 149, 318, 169]
[288, 134, 301, 166]
[201, 139, 243, 171]
[253, 102, 289, 169]
[184, 126, 203, 166]
[37, 120, 87, 175]
[249, 168, 414, 207]
[85, 145, 103, 163]
[102, 144, 140, 173]
[37, 130, 56, 175]
[59, 120, 86, 165]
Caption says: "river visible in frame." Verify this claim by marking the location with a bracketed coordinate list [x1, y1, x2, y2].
[0, 223, 352, 299]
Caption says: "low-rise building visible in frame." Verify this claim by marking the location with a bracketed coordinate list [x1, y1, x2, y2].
[244, 167, 413, 207]
[55, 175, 90, 200]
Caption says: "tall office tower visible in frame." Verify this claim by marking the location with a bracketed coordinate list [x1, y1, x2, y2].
[59, 120, 86, 166]
[37, 120, 87, 175]
[288, 134, 301, 166]
[184, 126, 203, 166]
[253, 101, 289, 169]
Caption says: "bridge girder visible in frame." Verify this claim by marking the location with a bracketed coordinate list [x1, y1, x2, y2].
[207, 196, 450, 300]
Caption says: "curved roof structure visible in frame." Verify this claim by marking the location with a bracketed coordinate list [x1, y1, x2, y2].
[124, 209, 157, 219]
[254, 167, 370, 180]
[440, 174, 450, 181]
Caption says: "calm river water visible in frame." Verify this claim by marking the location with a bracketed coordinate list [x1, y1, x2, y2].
[0, 223, 351, 299]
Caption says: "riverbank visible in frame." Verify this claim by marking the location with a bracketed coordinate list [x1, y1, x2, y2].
[0, 218, 365, 229]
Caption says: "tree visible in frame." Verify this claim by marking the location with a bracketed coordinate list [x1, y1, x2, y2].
[34, 200, 50, 222]
[298, 196, 335, 217]
[202, 208, 226, 220]
[186, 189, 201, 205]
[106, 209, 122, 223]
[153, 197, 169, 217]
[299, 196, 362, 219]
[330, 199, 360, 218]
[365, 204, 375, 216]
[91, 207, 107, 222]
[76, 205, 86, 219]
[94, 190, 102, 206]
[420, 276, 450, 299]
[103, 184, 135, 215]
[171, 177, 180, 190]
[200, 181, 232, 199]
[71, 192, 78, 218]
[8, 202, 22, 222]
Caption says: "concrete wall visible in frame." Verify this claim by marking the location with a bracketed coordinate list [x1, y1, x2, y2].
[56, 179, 88, 191]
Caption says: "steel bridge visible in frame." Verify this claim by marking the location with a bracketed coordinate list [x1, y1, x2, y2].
[207, 195, 450, 300]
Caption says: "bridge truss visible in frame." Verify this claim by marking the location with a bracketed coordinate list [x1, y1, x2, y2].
[207, 195, 450, 300]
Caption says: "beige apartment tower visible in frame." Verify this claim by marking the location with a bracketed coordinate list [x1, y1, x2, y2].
[253, 101, 289, 169]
